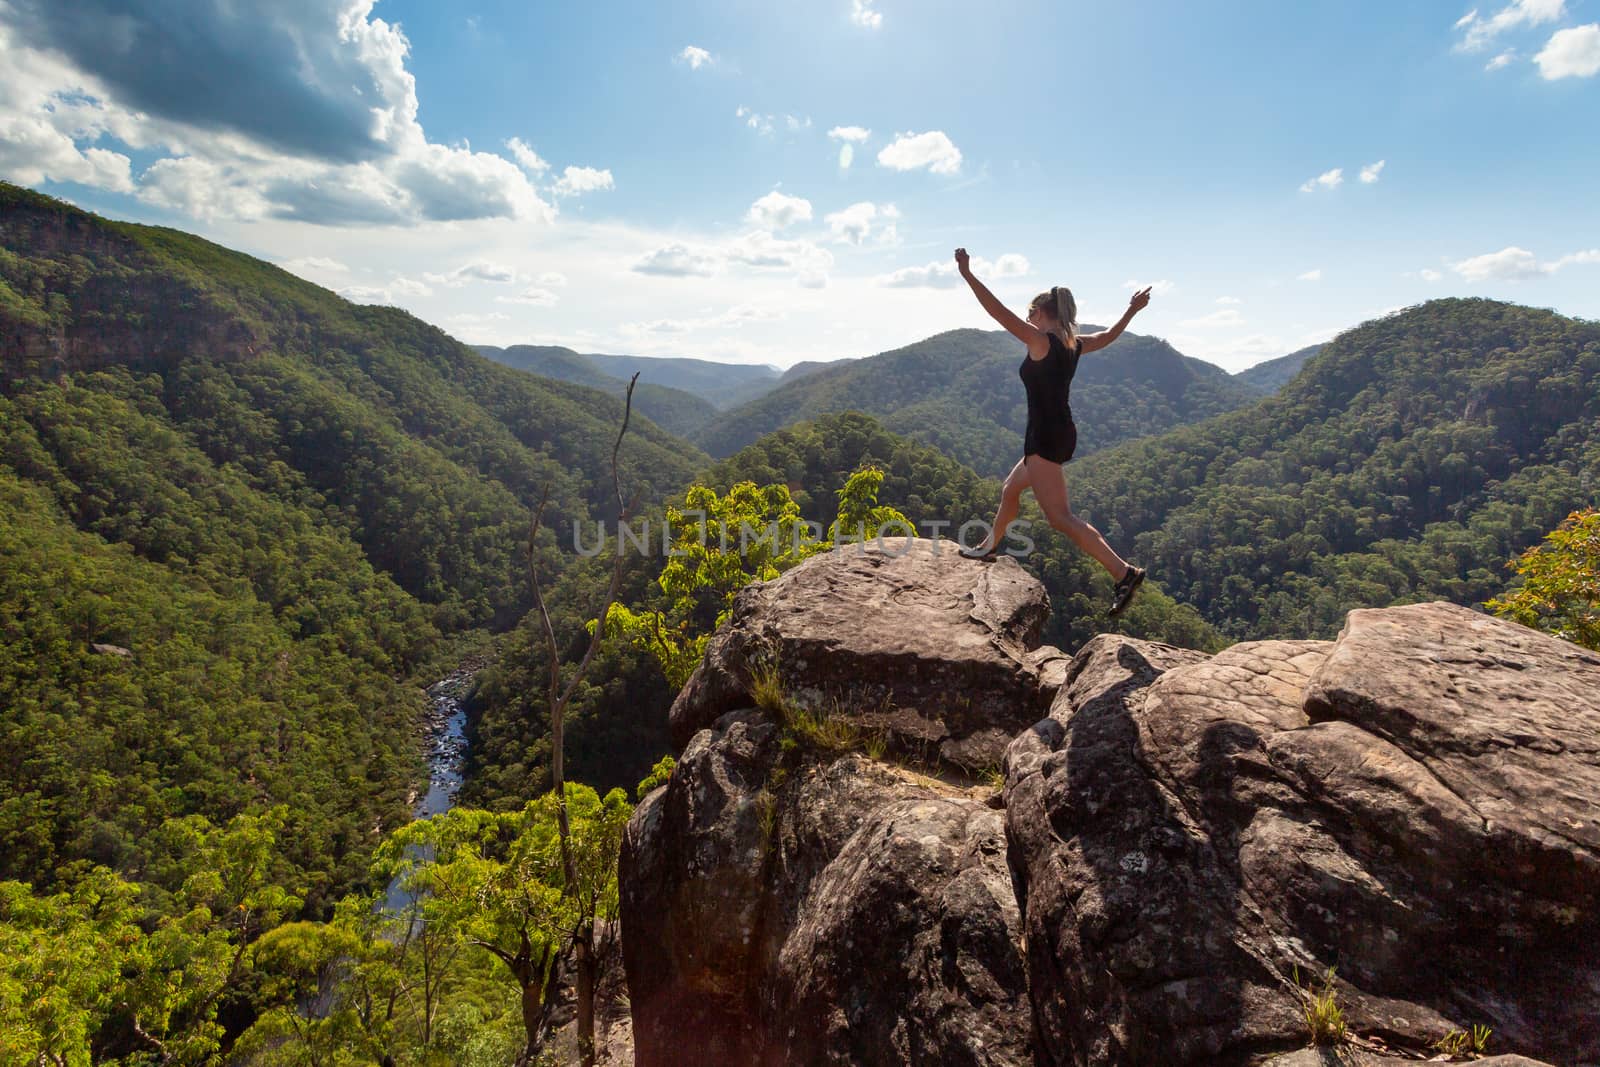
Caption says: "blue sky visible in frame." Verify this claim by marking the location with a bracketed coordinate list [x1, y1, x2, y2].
[2, 0, 1597, 370]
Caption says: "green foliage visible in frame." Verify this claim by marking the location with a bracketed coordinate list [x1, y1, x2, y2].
[603, 465, 910, 691]
[0, 182, 705, 895]
[636, 755, 677, 799]
[1434, 1024, 1494, 1059]
[1486, 508, 1600, 650]
[1073, 299, 1600, 639]
[1295, 966, 1347, 1047]
[0, 811, 303, 1066]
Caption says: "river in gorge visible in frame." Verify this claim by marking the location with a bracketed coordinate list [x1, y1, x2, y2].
[380, 667, 475, 914]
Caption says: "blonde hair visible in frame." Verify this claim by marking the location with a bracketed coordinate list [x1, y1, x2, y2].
[1031, 286, 1078, 347]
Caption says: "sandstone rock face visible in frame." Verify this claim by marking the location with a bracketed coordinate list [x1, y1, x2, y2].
[621, 708, 1032, 1066]
[668, 537, 1066, 771]
[629, 561, 1590, 1067]
[1005, 603, 1598, 1066]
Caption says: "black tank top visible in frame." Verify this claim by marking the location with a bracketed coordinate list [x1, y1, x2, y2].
[1020, 333, 1079, 428]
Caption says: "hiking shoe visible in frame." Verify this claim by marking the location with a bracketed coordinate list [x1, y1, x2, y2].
[958, 543, 998, 562]
[1108, 566, 1146, 617]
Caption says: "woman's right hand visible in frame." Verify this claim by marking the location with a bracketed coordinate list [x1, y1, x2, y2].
[954, 247, 971, 274]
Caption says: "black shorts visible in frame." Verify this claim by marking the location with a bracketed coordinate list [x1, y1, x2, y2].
[1024, 419, 1077, 464]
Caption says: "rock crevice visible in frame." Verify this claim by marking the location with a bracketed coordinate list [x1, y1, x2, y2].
[624, 541, 1592, 1066]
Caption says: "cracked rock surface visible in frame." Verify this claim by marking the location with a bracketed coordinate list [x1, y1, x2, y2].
[625, 540, 1590, 1065]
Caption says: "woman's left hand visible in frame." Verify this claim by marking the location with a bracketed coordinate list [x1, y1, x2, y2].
[1129, 286, 1152, 313]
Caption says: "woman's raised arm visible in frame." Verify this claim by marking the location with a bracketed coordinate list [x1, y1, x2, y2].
[956, 247, 1047, 355]
[1079, 286, 1151, 355]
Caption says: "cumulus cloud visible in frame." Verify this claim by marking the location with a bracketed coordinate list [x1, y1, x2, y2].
[1486, 49, 1517, 68]
[552, 165, 614, 197]
[1299, 168, 1343, 192]
[1451, 245, 1600, 280]
[1297, 269, 1323, 282]
[851, 0, 883, 29]
[879, 252, 1027, 288]
[824, 201, 899, 245]
[1420, 268, 1444, 281]
[1455, 0, 1566, 52]
[1179, 309, 1246, 328]
[1534, 23, 1600, 78]
[0, 0, 555, 225]
[1359, 160, 1386, 183]
[677, 45, 713, 69]
[629, 231, 832, 284]
[877, 131, 962, 175]
[504, 137, 551, 176]
[281, 255, 349, 275]
[828, 126, 872, 142]
[424, 261, 521, 286]
[747, 191, 813, 229]
[633, 244, 721, 277]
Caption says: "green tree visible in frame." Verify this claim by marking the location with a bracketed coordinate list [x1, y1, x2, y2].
[603, 466, 913, 689]
[1486, 508, 1600, 650]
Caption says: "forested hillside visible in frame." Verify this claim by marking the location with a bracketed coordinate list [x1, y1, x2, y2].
[1074, 299, 1600, 638]
[0, 183, 707, 897]
[1233, 342, 1323, 393]
[690, 326, 1262, 475]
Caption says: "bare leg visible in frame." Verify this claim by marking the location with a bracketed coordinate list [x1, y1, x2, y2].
[1023, 455, 1130, 579]
[972, 457, 1029, 552]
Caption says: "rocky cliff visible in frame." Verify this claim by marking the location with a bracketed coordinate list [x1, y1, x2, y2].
[621, 537, 1596, 1066]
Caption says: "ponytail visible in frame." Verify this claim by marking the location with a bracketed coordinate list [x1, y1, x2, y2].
[1051, 286, 1078, 347]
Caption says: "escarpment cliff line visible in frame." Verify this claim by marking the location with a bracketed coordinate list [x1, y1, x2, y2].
[623, 538, 1593, 1066]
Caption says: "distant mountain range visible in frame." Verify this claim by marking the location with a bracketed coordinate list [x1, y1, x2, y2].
[1233, 343, 1323, 393]
[479, 333, 1320, 479]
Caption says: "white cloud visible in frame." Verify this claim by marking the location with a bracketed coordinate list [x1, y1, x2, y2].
[633, 243, 722, 277]
[1299, 168, 1343, 192]
[677, 45, 713, 69]
[538, 271, 569, 287]
[828, 126, 872, 143]
[1456, 0, 1566, 52]
[425, 261, 521, 286]
[747, 191, 814, 229]
[281, 256, 349, 275]
[1215, 296, 1242, 305]
[736, 105, 774, 136]
[0, 5, 554, 225]
[1451, 246, 1598, 280]
[851, 0, 883, 29]
[1486, 49, 1517, 69]
[495, 287, 561, 307]
[785, 115, 812, 132]
[339, 285, 399, 305]
[1123, 279, 1176, 296]
[630, 229, 834, 284]
[1534, 24, 1600, 78]
[1298, 269, 1323, 282]
[824, 201, 899, 245]
[391, 276, 433, 297]
[1420, 268, 1444, 281]
[1359, 160, 1386, 183]
[838, 144, 855, 169]
[878, 252, 1027, 288]
[877, 131, 962, 176]
[1178, 309, 1246, 328]
[504, 137, 550, 177]
[552, 165, 614, 198]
